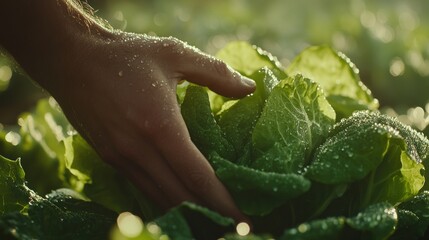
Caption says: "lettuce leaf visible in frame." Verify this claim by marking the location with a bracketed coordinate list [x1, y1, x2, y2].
[217, 68, 279, 164]
[155, 202, 234, 240]
[216, 41, 285, 78]
[211, 153, 310, 216]
[286, 46, 379, 118]
[0, 190, 117, 240]
[251, 74, 335, 173]
[0, 155, 117, 240]
[0, 155, 32, 214]
[280, 202, 397, 240]
[181, 85, 236, 161]
[0, 98, 70, 194]
[63, 135, 151, 216]
[392, 191, 429, 240]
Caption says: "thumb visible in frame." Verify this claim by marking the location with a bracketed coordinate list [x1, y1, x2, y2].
[176, 48, 256, 98]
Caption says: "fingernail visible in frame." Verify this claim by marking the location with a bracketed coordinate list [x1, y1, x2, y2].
[241, 76, 256, 88]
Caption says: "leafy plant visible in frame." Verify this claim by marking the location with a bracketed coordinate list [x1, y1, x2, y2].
[1, 41, 429, 239]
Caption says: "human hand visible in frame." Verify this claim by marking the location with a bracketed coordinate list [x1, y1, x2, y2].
[55, 32, 255, 222]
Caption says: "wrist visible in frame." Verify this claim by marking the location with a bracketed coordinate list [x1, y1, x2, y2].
[0, 0, 116, 95]
[36, 1, 116, 93]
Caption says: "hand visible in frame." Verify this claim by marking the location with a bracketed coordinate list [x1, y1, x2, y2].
[55, 32, 255, 222]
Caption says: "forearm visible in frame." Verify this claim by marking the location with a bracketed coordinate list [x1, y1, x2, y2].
[0, 0, 112, 93]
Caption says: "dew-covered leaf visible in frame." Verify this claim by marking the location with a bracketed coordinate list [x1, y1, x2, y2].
[218, 68, 279, 161]
[210, 153, 311, 216]
[280, 217, 346, 240]
[154, 208, 193, 240]
[280, 202, 396, 240]
[181, 85, 235, 161]
[0, 155, 32, 214]
[251, 74, 335, 173]
[286, 46, 379, 118]
[392, 191, 429, 239]
[216, 41, 285, 78]
[346, 202, 397, 240]
[332, 111, 429, 164]
[370, 137, 424, 204]
[305, 121, 392, 184]
[306, 111, 427, 191]
[155, 201, 234, 240]
[208, 41, 286, 114]
[0, 190, 117, 240]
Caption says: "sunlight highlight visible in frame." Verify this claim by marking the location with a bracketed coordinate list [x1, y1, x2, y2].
[236, 222, 250, 236]
[116, 212, 144, 238]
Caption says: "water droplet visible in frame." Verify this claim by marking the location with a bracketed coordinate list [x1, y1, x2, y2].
[118, 71, 123, 77]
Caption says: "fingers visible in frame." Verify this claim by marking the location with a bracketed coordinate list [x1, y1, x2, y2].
[125, 165, 171, 210]
[160, 39, 255, 98]
[151, 108, 248, 222]
[111, 132, 202, 207]
[183, 54, 255, 98]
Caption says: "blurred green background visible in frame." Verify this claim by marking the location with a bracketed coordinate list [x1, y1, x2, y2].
[1, 0, 428, 133]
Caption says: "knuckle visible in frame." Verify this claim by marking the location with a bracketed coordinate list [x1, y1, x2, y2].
[157, 37, 185, 56]
[213, 60, 231, 76]
[187, 170, 215, 192]
[138, 116, 172, 142]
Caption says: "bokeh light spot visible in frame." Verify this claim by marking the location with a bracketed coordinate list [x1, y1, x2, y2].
[236, 222, 250, 236]
[389, 58, 405, 76]
[116, 212, 144, 238]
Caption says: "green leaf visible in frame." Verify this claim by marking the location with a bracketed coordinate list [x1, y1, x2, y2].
[280, 217, 346, 240]
[370, 137, 425, 204]
[280, 202, 397, 240]
[211, 153, 310, 216]
[0, 190, 117, 240]
[155, 202, 234, 240]
[332, 111, 429, 164]
[286, 46, 379, 118]
[4, 98, 72, 194]
[154, 208, 193, 240]
[0, 155, 32, 214]
[251, 74, 335, 173]
[392, 191, 429, 239]
[306, 111, 427, 192]
[305, 121, 391, 184]
[216, 41, 285, 78]
[346, 202, 397, 240]
[63, 135, 151, 215]
[181, 85, 235, 161]
[217, 68, 279, 162]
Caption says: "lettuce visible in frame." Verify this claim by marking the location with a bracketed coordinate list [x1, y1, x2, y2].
[180, 42, 429, 238]
[1, 42, 429, 239]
